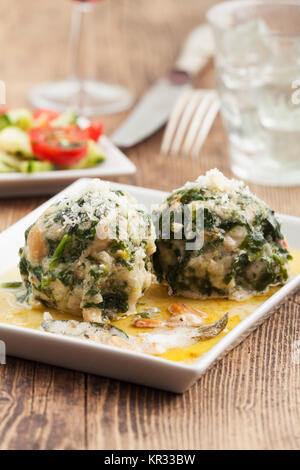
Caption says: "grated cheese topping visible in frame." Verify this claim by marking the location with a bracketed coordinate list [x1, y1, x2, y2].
[176, 168, 252, 196]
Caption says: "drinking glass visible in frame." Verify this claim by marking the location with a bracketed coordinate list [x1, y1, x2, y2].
[207, 1, 300, 186]
[28, 0, 133, 116]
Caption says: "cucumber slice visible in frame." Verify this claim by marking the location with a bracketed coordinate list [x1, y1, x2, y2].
[20, 160, 55, 174]
[7, 109, 34, 131]
[0, 114, 11, 131]
[0, 127, 33, 157]
[0, 161, 15, 173]
[51, 110, 78, 128]
[0, 151, 22, 171]
[69, 140, 105, 169]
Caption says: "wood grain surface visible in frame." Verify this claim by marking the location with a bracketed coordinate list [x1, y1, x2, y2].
[0, 0, 299, 450]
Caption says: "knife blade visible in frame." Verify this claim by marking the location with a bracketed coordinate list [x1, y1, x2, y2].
[110, 24, 214, 148]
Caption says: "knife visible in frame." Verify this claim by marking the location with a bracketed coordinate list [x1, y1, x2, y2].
[110, 24, 215, 148]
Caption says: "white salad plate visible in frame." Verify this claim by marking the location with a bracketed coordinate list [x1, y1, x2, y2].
[0, 178, 299, 393]
[0, 136, 136, 197]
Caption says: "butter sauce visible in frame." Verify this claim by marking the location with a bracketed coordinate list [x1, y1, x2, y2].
[1, 249, 299, 363]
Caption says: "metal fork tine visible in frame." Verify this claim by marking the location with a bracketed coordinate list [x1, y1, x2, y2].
[161, 88, 219, 158]
[181, 91, 216, 157]
[191, 95, 220, 158]
[168, 90, 204, 156]
[160, 89, 193, 156]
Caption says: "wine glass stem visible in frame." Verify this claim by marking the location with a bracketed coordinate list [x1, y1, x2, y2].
[69, 2, 93, 106]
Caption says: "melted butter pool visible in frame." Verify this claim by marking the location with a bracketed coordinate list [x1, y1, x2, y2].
[1, 249, 300, 363]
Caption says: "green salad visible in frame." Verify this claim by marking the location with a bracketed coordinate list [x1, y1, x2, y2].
[0, 107, 105, 174]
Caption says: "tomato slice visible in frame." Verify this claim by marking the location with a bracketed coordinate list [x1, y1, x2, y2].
[30, 126, 88, 167]
[0, 107, 10, 115]
[85, 120, 103, 142]
[34, 109, 60, 128]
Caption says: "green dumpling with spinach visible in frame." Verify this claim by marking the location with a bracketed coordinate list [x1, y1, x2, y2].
[153, 169, 292, 300]
[19, 179, 156, 322]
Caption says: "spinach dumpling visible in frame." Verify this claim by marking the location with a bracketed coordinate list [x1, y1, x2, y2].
[154, 169, 292, 300]
[19, 180, 156, 322]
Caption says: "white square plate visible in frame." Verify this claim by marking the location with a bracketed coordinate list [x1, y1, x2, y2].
[0, 136, 136, 197]
[0, 179, 299, 393]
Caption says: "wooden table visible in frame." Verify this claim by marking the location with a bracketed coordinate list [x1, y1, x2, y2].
[0, 0, 299, 450]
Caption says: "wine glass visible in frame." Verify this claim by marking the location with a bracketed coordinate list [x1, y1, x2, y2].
[28, 0, 133, 116]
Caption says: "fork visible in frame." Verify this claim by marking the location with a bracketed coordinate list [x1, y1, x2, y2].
[160, 88, 220, 158]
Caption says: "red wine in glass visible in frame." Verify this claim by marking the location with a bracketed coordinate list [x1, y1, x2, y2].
[28, 0, 133, 116]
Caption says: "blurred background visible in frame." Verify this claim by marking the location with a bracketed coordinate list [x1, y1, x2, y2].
[0, 0, 299, 214]
[1, 0, 215, 109]
[0, 0, 217, 184]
